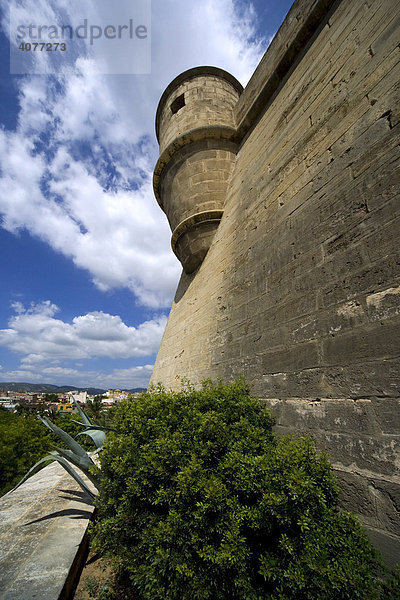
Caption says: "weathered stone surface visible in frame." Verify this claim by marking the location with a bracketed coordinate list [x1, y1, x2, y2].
[364, 527, 400, 570]
[151, 0, 400, 566]
[0, 462, 96, 600]
[266, 396, 400, 557]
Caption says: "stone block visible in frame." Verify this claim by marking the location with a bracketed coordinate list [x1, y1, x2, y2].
[372, 398, 400, 434]
[275, 397, 379, 435]
[364, 527, 400, 570]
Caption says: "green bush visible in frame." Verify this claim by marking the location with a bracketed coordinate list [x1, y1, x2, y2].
[0, 408, 52, 496]
[92, 379, 388, 600]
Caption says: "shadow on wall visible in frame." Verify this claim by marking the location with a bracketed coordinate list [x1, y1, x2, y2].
[25, 507, 94, 525]
[174, 270, 196, 304]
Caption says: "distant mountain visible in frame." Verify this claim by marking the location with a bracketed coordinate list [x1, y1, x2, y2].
[0, 382, 67, 393]
[0, 382, 145, 394]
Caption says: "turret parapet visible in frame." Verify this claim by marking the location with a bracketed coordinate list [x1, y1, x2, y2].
[153, 66, 243, 274]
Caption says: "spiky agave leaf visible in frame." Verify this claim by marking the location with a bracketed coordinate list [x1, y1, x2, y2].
[71, 396, 93, 426]
[71, 420, 114, 432]
[10, 452, 96, 499]
[54, 446, 102, 492]
[76, 429, 106, 450]
[70, 420, 89, 428]
[48, 452, 96, 499]
[53, 444, 94, 472]
[39, 415, 89, 459]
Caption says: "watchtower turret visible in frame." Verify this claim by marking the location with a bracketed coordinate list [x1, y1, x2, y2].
[153, 66, 243, 273]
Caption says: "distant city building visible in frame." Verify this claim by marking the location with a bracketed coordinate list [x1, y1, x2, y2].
[102, 389, 129, 404]
[56, 402, 78, 414]
[69, 391, 87, 404]
[0, 398, 17, 411]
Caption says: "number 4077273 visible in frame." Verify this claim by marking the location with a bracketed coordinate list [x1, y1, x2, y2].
[18, 42, 66, 51]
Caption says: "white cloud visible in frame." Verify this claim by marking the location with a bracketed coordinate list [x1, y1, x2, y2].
[0, 301, 167, 362]
[39, 364, 155, 389]
[0, 0, 267, 309]
[99, 365, 154, 389]
[0, 364, 154, 389]
[0, 123, 177, 308]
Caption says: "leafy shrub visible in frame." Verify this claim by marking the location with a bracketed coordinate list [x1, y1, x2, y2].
[379, 565, 400, 599]
[92, 378, 388, 600]
[0, 408, 52, 496]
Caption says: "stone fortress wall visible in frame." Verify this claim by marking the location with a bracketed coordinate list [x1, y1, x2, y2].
[151, 0, 400, 565]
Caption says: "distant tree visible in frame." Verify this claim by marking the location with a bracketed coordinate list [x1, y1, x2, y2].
[0, 408, 52, 496]
[54, 413, 85, 440]
[15, 404, 32, 417]
[16, 402, 53, 417]
[86, 396, 105, 422]
[44, 393, 59, 403]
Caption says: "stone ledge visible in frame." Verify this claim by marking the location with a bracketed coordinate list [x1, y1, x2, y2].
[0, 462, 96, 600]
[234, 0, 340, 138]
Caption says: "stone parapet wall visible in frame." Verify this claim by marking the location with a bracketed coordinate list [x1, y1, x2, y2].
[0, 463, 95, 600]
[234, 0, 338, 137]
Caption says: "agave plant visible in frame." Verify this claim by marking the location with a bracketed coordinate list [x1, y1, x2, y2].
[70, 395, 109, 451]
[11, 397, 109, 499]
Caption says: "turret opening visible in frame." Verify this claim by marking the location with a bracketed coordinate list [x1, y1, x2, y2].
[170, 93, 185, 114]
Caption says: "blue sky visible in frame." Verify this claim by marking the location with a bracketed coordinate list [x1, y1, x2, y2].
[0, 0, 293, 389]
